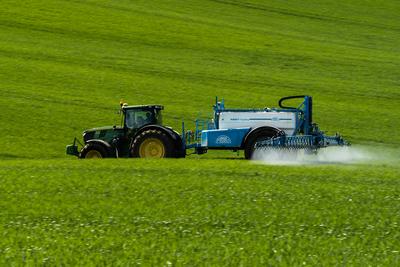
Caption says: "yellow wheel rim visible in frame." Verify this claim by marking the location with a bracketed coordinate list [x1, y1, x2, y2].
[139, 138, 165, 158]
[85, 150, 102, 159]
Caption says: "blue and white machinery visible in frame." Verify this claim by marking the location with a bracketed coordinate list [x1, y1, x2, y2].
[183, 95, 349, 159]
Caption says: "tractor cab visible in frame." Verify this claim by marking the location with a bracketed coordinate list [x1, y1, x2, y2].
[122, 105, 163, 130]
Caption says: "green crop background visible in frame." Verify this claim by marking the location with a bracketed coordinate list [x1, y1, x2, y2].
[0, 0, 399, 265]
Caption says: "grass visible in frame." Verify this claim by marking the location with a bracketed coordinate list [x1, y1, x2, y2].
[0, 0, 400, 265]
[1, 160, 399, 265]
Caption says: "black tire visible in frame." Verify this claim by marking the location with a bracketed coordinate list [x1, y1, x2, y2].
[79, 143, 108, 159]
[131, 129, 175, 158]
[244, 129, 284, 160]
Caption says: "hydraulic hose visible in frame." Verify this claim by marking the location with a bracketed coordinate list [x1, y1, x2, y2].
[278, 95, 306, 109]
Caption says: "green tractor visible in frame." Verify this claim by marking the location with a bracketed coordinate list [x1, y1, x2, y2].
[66, 103, 185, 159]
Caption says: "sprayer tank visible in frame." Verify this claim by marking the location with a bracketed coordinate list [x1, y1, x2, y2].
[218, 111, 296, 136]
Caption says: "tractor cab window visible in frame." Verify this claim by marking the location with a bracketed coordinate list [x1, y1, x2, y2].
[125, 109, 157, 129]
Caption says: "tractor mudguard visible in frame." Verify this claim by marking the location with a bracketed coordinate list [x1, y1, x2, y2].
[242, 126, 285, 148]
[132, 125, 185, 158]
[85, 139, 116, 157]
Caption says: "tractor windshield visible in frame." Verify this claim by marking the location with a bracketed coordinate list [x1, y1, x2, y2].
[124, 108, 162, 129]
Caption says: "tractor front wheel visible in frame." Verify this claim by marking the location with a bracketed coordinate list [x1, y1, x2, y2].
[131, 130, 175, 158]
[79, 143, 107, 159]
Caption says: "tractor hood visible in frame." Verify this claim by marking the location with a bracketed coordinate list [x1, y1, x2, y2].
[84, 126, 123, 133]
[83, 126, 124, 143]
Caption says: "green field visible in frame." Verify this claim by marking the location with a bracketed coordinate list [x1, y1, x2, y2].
[1, 0, 400, 265]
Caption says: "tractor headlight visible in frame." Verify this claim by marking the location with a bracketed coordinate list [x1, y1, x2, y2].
[83, 131, 94, 143]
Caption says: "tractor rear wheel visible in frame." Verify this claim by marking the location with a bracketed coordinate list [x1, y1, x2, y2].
[79, 143, 107, 159]
[131, 130, 175, 158]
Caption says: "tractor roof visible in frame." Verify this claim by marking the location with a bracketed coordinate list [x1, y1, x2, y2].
[122, 105, 164, 110]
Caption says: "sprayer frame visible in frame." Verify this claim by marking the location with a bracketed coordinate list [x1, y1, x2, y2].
[181, 95, 349, 155]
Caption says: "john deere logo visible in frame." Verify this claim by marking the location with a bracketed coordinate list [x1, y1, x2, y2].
[216, 135, 231, 144]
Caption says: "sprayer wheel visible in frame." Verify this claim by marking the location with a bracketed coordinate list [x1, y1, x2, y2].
[244, 135, 269, 160]
[244, 129, 284, 160]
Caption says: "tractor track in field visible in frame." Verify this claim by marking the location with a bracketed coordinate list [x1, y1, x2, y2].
[0, 90, 111, 111]
[1, 45, 399, 101]
[211, 0, 400, 33]
[2, 3, 400, 56]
